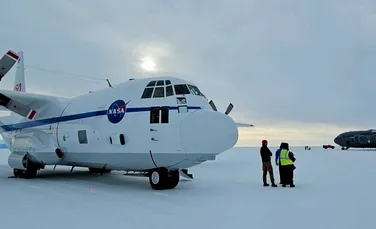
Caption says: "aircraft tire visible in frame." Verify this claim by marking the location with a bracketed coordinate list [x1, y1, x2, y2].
[13, 168, 37, 179]
[166, 170, 180, 189]
[149, 168, 169, 190]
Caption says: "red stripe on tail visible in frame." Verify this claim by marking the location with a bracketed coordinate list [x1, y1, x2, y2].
[6, 51, 19, 60]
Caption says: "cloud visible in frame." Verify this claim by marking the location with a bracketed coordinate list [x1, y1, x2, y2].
[0, 0, 375, 145]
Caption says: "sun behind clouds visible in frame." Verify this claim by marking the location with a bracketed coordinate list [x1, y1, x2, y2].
[140, 56, 156, 72]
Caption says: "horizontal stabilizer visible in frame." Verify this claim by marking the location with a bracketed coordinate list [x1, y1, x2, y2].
[0, 50, 19, 80]
[0, 89, 69, 120]
[0, 93, 37, 120]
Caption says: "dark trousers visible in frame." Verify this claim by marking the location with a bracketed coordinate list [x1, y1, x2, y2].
[280, 164, 294, 185]
[278, 164, 282, 183]
[262, 162, 275, 184]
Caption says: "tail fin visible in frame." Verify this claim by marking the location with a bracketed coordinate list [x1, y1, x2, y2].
[13, 51, 25, 92]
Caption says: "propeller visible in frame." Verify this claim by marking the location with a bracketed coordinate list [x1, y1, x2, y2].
[208, 99, 254, 127]
[209, 100, 218, 111]
[209, 100, 233, 115]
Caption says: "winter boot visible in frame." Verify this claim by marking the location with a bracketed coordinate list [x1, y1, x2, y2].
[263, 183, 269, 186]
[271, 183, 277, 187]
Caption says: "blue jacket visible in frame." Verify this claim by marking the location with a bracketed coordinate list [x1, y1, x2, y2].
[275, 148, 281, 163]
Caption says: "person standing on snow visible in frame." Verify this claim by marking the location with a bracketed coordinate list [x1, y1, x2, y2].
[279, 142, 296, 187]
[275, 143, 283, 184]
[260, 140, 277, 187]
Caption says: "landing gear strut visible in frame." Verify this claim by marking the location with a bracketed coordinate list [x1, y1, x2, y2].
[149, 168, 180, 190]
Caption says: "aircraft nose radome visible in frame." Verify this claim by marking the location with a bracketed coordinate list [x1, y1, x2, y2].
[334, 135, 341, 145]
[179, 110, 238, 154]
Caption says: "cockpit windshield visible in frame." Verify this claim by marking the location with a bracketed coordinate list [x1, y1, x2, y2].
[187, 84, 202, 96]
[141, 80, 206, 99]
[174, 84, 190, 95]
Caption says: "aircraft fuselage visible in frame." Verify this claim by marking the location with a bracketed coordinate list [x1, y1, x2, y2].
[0, 77, 238, 172]
[334, 129, 376, 149]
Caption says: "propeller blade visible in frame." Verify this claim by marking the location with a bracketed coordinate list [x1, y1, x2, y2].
[224, 103, 234, 115]
[209, 100, 218, 111]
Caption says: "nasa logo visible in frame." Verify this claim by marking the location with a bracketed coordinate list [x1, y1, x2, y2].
[107, 100, 130, 124]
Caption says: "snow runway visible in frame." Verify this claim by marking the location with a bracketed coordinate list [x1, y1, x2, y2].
[0, 147, 373, 229]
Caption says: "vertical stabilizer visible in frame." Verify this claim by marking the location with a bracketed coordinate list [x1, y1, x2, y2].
[14, 51, 25, 92]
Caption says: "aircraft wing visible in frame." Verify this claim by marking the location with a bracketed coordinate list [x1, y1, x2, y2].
[0, 89, 69, 120]
[236, 122, 254, 127]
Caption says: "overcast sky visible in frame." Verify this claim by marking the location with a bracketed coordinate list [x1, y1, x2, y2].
[1, 0, 375, 146]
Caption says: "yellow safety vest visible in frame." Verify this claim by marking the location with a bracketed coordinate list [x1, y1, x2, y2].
[280, 149, 294, 166]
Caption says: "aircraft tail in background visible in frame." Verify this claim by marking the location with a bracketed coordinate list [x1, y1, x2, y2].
[13, 50, 25, 92]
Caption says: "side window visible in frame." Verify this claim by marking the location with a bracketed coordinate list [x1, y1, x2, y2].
[150, 107, 160, 124]
[177, 97, 187, 104]
[166, 85, 174, 97]
[141, 88, 154, 99]
[78, 130, 88, 144]
[161, 106, 169, 123]
[156, 80, 164, 86]
[119, 134, 125, 145]
[153, 87, 165, 98]
[174, 84, 190, 95]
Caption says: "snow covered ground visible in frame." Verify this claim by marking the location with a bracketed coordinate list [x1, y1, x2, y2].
[0, 146, 374, 229]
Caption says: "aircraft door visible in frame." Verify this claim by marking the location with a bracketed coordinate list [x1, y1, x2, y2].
[57, 123, 99, 153]
[149, 106, 185, 163]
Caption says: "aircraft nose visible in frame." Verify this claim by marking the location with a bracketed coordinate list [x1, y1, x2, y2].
[334, 135, 342, 145]
[178, 109, 238, 155]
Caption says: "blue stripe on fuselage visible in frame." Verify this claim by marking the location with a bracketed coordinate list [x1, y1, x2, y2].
[0, 106, 201, 132]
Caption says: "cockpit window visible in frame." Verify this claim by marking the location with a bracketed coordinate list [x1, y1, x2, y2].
[187, 84, 202, 96]
[153, 87, 165, 98]
[147, 81, 156, 87]
[174, 84, 190, 95]
[141, 87, 154, 98]
[156, 80, 164, 86]
[165, 80, 171, 85]
[166, 85, 174, 97]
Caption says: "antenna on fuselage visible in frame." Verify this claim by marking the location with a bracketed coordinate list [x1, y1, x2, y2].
[106, 79, 113, 88]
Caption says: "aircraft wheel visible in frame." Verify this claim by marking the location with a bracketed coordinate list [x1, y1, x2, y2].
[166, 170, 180, 189]
[149, 168, 168, 190]
[13, 168, 37, 179]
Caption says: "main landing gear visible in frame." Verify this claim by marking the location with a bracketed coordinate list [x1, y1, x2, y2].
[12, 156, 44, 179]
[149, 168, 180, 190]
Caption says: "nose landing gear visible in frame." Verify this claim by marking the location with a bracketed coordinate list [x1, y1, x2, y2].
[149, 168, 180, 190]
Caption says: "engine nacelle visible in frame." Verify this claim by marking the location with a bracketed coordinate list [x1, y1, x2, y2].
[8, 151, 28, 169]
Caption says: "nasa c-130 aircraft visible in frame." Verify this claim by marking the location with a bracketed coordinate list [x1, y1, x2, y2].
[0, 50, 253, 190]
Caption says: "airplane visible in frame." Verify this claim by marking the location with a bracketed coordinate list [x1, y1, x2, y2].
[0, 49, 254, 190]
[334, 129, 376, 150]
